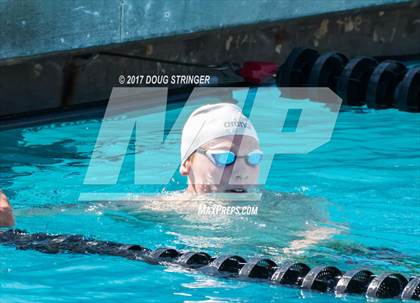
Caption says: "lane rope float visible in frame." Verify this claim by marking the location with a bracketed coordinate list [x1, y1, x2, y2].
[276, 47, 419, 112]
[307, 51, 348, 93]
[366, 60, 407, 109]
[1, 229, 418, 301]
[395, 67, 420, 112]
[336, 56, 379, 106]
[276, 48, 320, 87]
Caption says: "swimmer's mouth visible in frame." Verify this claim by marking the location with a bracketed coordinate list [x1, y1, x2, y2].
[224, 188, 247, 193]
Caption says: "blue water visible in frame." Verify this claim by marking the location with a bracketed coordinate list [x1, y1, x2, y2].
[0, 95, 419, 302]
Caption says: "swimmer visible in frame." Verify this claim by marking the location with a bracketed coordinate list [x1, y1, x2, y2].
[0, 102, 261, 226]
[179, 102, 262, 194]
[0, 102, 340, 256]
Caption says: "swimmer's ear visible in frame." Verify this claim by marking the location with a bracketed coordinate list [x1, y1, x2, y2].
[180, 155, 193, 176]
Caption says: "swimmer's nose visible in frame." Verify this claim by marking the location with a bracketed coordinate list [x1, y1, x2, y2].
[230, 174, 249, 185]
[231, 158, 250, 173]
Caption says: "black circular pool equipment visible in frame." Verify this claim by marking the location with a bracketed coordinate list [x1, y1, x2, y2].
[275, 47, 420, 112]
[0, 229, 418, 301]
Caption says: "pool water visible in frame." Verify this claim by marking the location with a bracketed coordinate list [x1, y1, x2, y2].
[0, 91, 419, 302]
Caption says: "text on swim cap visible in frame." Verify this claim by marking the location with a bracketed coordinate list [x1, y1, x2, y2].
[224, 120, 251, 129]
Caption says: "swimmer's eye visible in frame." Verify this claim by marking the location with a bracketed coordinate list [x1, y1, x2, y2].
[212, 151, 236, 166]
[245, 150, 263, 166]
[196, 147, 263, 167]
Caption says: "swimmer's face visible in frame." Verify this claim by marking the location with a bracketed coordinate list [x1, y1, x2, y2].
[180, 135, 260, 193]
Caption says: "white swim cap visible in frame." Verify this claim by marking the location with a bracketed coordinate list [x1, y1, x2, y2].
[180, 102, 259, 169]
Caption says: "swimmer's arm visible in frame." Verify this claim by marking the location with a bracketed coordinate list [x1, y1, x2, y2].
[0, 192, 15, 227]
[274, 192, 346, 255]
[284, 225, 344, 255]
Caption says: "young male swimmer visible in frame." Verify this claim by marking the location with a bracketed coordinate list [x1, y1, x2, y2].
[179, 102, 262, 194]
[0, 102, 339, 254]
[0, 102, 262, 226]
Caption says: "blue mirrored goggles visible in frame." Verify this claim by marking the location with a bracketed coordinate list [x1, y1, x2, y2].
[196, 147, 263, 167]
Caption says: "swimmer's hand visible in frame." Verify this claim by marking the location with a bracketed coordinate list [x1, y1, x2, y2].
[0, 192, 15, 227]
